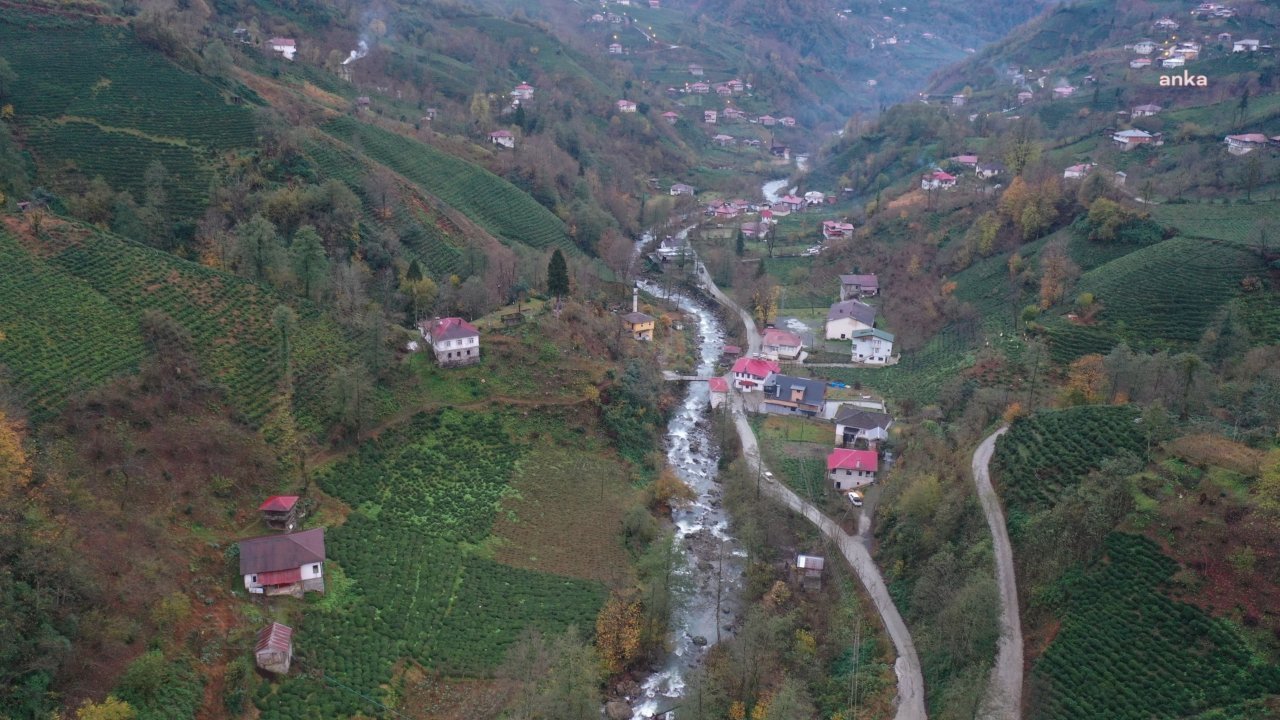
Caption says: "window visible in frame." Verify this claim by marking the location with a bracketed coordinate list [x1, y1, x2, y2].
[312, 564, 320, 573]
[251, 575, 258, 583]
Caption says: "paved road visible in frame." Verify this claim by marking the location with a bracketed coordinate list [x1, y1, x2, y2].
[696, 259, 927, 720]
[972, 427, 1023, 720]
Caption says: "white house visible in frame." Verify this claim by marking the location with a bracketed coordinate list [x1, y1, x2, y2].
[511, 83, 535, 101]
[488, 130, 515, 149]
[826, 299, 876, 340]
[1225, 133, 1271, 155]
[920, 170, 957, 190]
[1053, 85, 1076, 99]
[834, 408, 893, 448]
[669, 183, 696, 196]
[823, 220, 855, 240]
[731, 357, 780, 392]
[616, 99, 638, 113]
[240, 528, 326, 596]
[1134, 40, 1157, 55]
[1234, 39, 1261, 52]
[1063, 163, 1095, 180]
[761, 328, 804, 361]
[1161, 56, 1185, 68]
[608, 42, 623, 54]
[1131, 104, 1162, 117]
[827, 448, 879, 489]
[803, 191, 825, 206]
[1130, 58, 1153, 69]
[1154, 17, 1179, 30]
[851, 327, 895, 365]
[704, 110, 718, 124]
[419, 317, 481, 366]
[268, 37, 297, 60]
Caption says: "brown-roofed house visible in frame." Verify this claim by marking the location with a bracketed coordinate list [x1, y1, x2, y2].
[256, 622, 294, 673]
[239, 528, 326, 597]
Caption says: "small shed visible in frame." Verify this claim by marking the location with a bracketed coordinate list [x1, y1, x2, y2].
[795, 554, 825, 590]
[259, 495, 301, 530]
[256, 622, 293, 674]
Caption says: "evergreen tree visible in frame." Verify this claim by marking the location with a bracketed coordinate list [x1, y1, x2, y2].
[547, 248, 570, 299]
[735, 229, 745, 256]
[289, 226, 329, 300]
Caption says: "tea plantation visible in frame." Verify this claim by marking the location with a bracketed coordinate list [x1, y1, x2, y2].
[254, 410, 606, 718]
[993, 405, 1145, 511]
[1032, 534, 1280, 720]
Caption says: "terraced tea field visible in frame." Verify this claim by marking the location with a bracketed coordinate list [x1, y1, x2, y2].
[1150, 202, 1279, 245]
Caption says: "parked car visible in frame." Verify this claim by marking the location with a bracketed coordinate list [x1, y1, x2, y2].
[846, 490, 863, 507]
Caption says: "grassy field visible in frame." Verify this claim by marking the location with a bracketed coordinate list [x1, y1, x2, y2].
[1150, 201, 1280, 244]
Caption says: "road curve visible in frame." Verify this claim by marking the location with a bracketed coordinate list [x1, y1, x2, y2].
[693, 261, 927, 720]
[972, 427, 1023, 720]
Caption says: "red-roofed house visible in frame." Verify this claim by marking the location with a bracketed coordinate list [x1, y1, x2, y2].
[921, 170, 956, 190]
[762, 328, 804, 361]
[617, 99, 638, 113]
[240, 528, 326, 596]
[419, 317, 481, 367]
[823, 220, 855, 240]
[731, 357, 780, 391]
[827, 448, 879, 489]
[662, 111, 680, 124]
[511, 83, 535, 101]
[1226, 133, 1270, 155]
[259, 495, 301, 530]
[779, 194, 804, 212]
[758, 114, 777, 126]
[269, 38, 297, 60]
[488, 129, 515, 149]
[708, 376, 729, 409]
[950, 154, 979, 167]
[256, 623, 294, 674]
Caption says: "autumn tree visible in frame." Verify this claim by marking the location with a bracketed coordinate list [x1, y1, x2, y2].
[0, 409, 30, 496]
[1037, 246, 1078, 309]
[1066, 354, 1107, 404]
[74, 696, 136, 720]
[1001, 116, 1043, 176]
[595, 593, 643, 673]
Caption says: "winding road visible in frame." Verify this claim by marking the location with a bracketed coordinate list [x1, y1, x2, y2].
[972, 427, 1023, 720]
[695, 261, 928, 720]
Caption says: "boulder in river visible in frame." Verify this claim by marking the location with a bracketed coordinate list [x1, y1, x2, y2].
[692, 635, 709, 646]
[606, 700, 632, 720]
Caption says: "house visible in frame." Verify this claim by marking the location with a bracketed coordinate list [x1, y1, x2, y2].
[704, 110, 718, 124]
[713, 133, 735, 146]
[510, 83, 535, 101]
[689, 63, 704, 76]
[1131, 104, 1162, 117]
[1114, 171, 1127, 186]
[608, 42, 623, 54]
[239, 527, 326, 596]
[713, 202, 740, 219]
[827, 448, 879, 489]
[1218, 33, 1233, 43]
[1162, 56, 1185, 68]
[1113, 128, 1155, 150]
[803, 191, 825, 206]
[419, 317, 481, 366]
[708, 377, 729, 409]
[952, 94, 967, 106]
[1134, 40, 1156, 55]
[976, 162, 1004, 179]
[761, 374, 827, 416]
[834, 408, 893, 448]
[669, 182, 696, 196]
[823, 221, 855, 240]
[1130, 57, 1153, 69]
[826, 299, 876, 340]
[268, 37, 297, 60]
[690, 82, 711, 94]
[722, 344, 742, 359]
[950, 154, 979, 167]
[921, 170, 957, 190]
[780, 116, 797, 127]
[723, 107, 747, 121]
[1173, 43, 1200, 60]
[259, 495, 301, 531]
[617, 99, 638, 113]
[1052, 86, 1076, 99]
[839, 274, 879, 299]
[1154, 17, 1179, 30]
[622, 288, 656, 341]
[256, 623, 293, 674]
[662, 111, 680, 124]
[355, 96, 371, 110]
[779, 194, 804, 212]
[488, 129, 515, 149]
[769, 202, 791, 217]
[649, 0, 660, 8]
[731, 357, 780, 392]
[1063, 163, 1094, 180]
[727, 79, 745, 93]
[1016, 91, 1034, 104]
[715, 84, 733, 96]
[770, 143, 791, 160]
[794, 554, 825, 590]
[758, 114, 777, 126]
[1225, 133, 1270, 155]
[851, 328, 895, 365]
[1233, 39, 1261, 52]
[761, 328, 804, 361]
[740, 221, 766, 238]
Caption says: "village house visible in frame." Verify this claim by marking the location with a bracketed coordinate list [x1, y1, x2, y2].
[779, 194, 804, 213]
[670, 182, 696, 196]
[704, 110, 718, 124]
[662, 111, 680, 124]
[730, 357, 780, 392]
[823, 220, 855, 241]
[1225, 133, 1271, 155]
[622, 288, 656, 341]
[827, 448, 879, 489]
[851, 328, 895, 365]
[239, 527, 326, 596]
[1133, 40, 1157, 55]
[713, 133, 735, 146]
[268, 37, 297, 60]
[834, 408, 893, 448]
[1017, 91, 1034, 104]
[1173, 42, 1200, 60]
[803, 191, 825, 206]
[722, 344, 742, 360]
[511, 83, 535, 101]
[921, 170, 957, 190]
[1130, 57, 1153, 69]
[256, 623, 293, 674]
[713, 202, 740, 219]
[354, 96, 371, 111]
[780, 116, 797, 127]
[649, 0, 660, 9]
[1154, 17, 1179, 30]
[259, 495, 301, 531]
[488, 129, 515, 149]
[1131, 104, 1163, 117]
[760, 374, 827, 416]
[689, 63, 704, 76]
[1113, 128, 1156, 150]
[1218, 32, 1233, 43]
[1114, 171, 1127, 186]
[608, 42, 623, 54]
[657, 236, 690, 260]
[1233, 38, 1261, 52]
[708, 377, 729, 409]
[952, 94, 967, 107]
[976, 162, 1004, 179]
[1161, 56, 1185, 69]
[419, 317, 481, 366]
[715, 84, 733, 96]
[1052, 85, 1076, 99]
[769, 202, 791, 217]
[1063, 163, 1095, 180]
[950, 154, 979, 168]
[690, 82, 711, 94]
[723, 107, 747, 121]
[761, 328, 804, 361]
[839, 273, 879, 300]
[770, 143, 791, 160]
[826, 299, 876, 340]
[740, 221, 766, 238]
[727, 79, 745, 93]
[793, 554, 825, 591]
[616, 99, 638, 113]
[758, 114, 777, 126]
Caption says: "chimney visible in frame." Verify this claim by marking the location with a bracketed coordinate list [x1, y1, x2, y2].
[633, 286, 639, 313]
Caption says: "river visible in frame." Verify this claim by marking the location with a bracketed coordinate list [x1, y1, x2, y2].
[628, 277, 746, 720]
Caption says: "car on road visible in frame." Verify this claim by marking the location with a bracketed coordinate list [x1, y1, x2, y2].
[764, 471, 774, 481]
[846, 490, 863, 507]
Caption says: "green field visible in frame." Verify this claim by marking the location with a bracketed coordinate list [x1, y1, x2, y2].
[0, 226, 351, 426]
[1150, 202, 1280, 244]
[816, 323, 997, 406]
[993, 406, 1145, 511]
[255, 410, 606, 719]
[1032, 533, 1280, 720]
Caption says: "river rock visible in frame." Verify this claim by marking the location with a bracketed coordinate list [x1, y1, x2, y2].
[692, 635, 709, 646]
[606, 700, 632, 720]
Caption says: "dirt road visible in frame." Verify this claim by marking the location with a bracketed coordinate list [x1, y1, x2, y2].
[972, 427, 1023, 719]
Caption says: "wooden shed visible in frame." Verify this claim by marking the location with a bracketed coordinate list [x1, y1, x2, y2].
[255, 622, 293, 674]
[794, 554, 825, 590]
[259, 495, 300, 530]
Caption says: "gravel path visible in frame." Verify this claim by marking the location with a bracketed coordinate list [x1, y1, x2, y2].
[972, 427, 1023, 720]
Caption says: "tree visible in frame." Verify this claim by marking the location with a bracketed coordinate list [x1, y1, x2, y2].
[763, 676, 815, 720]
[547, 248, 570, 299]
[75, 696, 136, 720]
[403, 277, 438, 323]
[199, 40, 233, 78]
[0, 409, 31, 496]
[328, 363, 375, 439]
[735, 229, 746, 256]
[1066, 354, 1107, 404]
[1002, 116, 1043, 176]
[1240, 154, 1262, 201]
[1038, 246, 1078, 309]
[289, 226, 329, 300]
[236, 214, 283, 283]
[0, 57, 14, 102]
[595, 594, 643, 673]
